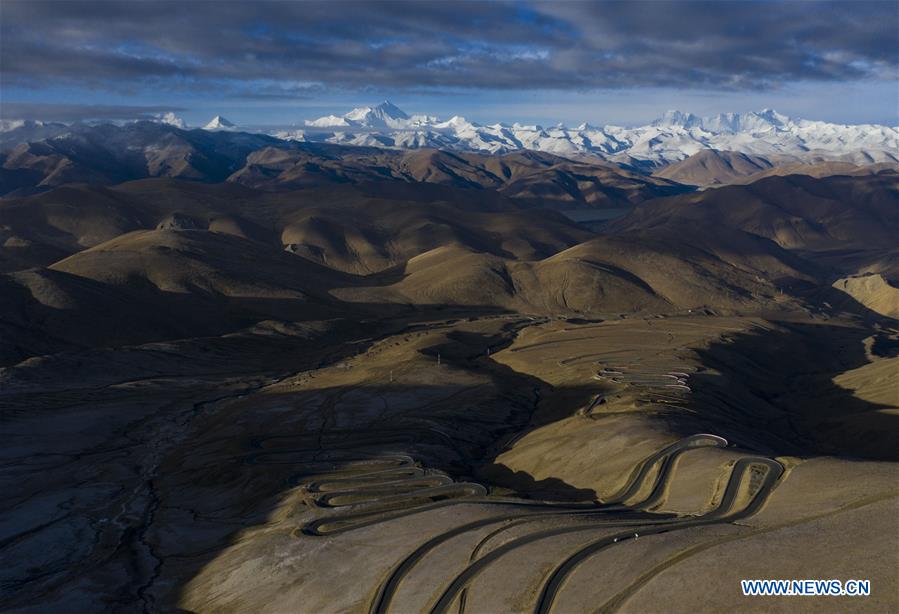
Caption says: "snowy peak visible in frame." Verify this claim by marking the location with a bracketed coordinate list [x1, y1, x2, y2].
[309, 100, 414, 129]
[346, 100, 409, 124]
[204, 116, 237, 131]
[651, 110, 701, 129]
[757, 108, 790, 125]
[433, 115, 477, 131]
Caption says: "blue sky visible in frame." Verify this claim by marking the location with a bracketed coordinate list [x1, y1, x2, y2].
[2, 1, 897, 127]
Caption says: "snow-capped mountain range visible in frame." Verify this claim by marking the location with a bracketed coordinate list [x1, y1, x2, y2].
[2, 102, 896, 169]
[277, 101, 899, 168]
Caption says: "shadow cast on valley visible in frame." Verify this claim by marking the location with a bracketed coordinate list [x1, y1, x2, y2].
[3, 305, 896, 611]
[689, 319, 898, 462]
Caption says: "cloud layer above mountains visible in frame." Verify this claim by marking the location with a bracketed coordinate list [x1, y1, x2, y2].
[3, 0, 896, 97]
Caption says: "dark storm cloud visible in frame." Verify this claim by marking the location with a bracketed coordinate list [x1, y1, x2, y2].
[1, 0, 895, 94]
[0, 102, 186, 122]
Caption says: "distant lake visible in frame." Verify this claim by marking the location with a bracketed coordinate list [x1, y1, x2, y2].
[561, 208, 631, 223]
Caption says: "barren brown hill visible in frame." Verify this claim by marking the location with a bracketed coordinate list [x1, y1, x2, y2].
[334, 228, 810, 316]
[730, 161, 898, 185]
[0, 181, 272, 271]
[333, 243, 672, 314]
[229, 146, 689, 209]
[278, 198, 592, 274]
[0, 267, 236, 366]
[653, 149, 899, 187]
[0, 178, 592, 275]
[0, 122, 296, 197]
[609, 174, 899, 268]
[49, 228, 351, 299]
[0, 229, 366, 365]
[653, 150, 775, 186]
[831, 273, 899, 318]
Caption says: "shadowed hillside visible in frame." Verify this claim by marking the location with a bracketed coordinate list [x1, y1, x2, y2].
[609, 174, 899, 280]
